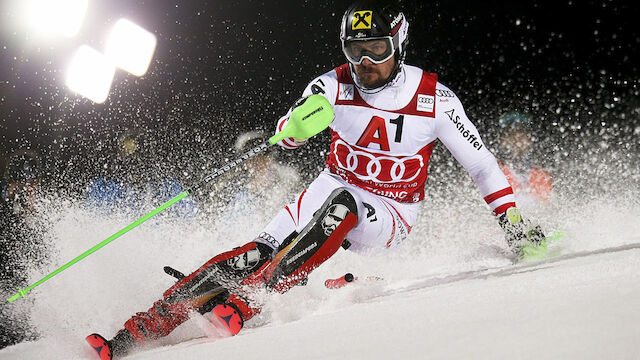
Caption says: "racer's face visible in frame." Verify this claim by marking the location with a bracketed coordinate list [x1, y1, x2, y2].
[352, 55, 395, 89]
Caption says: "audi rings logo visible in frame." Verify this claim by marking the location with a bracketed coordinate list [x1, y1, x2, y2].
[332, 139, 424, 183]
[417, 94, 435, 112]
[418, 96, 434, 104]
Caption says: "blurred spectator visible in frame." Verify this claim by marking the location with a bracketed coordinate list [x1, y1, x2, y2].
[213, 131, 300, 224]
[497, 112, 553, 203]
[85, 133, 143, 212]
[0, 149, 45, 348]
[85, 132, 198, 219]
[1, 149, 41, 215]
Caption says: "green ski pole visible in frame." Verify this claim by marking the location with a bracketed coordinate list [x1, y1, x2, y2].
[7, 94, 334, 303]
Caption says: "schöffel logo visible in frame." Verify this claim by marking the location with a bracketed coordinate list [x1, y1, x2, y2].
[416, 94, 435, 112]
[444, 109, 483, 150]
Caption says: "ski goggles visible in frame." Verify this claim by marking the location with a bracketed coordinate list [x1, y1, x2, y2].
[342, 36, 395, 65]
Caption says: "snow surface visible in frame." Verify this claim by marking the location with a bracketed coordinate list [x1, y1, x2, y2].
[1, 173, 640, 359]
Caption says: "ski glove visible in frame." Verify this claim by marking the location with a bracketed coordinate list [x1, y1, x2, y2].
[498, 207, 546, 257]
[288, 96, 313, 145]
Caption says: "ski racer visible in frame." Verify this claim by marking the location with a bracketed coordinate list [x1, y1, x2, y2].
[87, 1, 547, 359]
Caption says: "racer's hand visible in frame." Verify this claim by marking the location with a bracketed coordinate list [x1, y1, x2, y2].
[498, 207, 545, 256]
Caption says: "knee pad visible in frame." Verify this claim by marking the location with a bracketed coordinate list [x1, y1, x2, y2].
[317, 188, 359, 236]
[266, 188, 358, 291]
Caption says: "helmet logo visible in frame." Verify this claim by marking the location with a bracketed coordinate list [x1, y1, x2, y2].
[390, 13, 403, 29]
[352, 10, 372, 30]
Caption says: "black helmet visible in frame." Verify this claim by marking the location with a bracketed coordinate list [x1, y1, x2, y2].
[340, 1, 409, 83]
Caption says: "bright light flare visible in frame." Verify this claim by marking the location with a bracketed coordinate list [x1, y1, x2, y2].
[24, 0, 88, 37]
[66, 45, 115, 103]
[105, 19, 157, 76]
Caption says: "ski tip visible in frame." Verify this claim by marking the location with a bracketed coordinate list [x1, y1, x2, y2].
[325, 273, 356, 289]
[86, 333, 113, 360]
[546, 230, 565, 242]
[519, 240, 550, 262]
[211, 303, 244, 336]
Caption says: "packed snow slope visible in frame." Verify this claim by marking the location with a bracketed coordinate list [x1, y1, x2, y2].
[3, 242, 640, 360]
[1, 150, 639, 359]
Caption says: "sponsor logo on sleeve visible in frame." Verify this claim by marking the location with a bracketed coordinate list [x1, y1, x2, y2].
[444, 109, 483, 150]
[435, 89, 456, 98]
[338, 83, 354, 101]
[436, 89, 456, 102]
[417, 94, 435, 112]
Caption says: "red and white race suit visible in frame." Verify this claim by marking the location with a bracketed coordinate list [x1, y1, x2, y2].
[260, 64, 516, 253]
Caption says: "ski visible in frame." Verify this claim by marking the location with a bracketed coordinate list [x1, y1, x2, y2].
[519, 230, 565, 262]
[325, 273, 385, 289]
[371, 241, 640, 300]
[86, 334, 114, 360]
[85, 303, 240, 360]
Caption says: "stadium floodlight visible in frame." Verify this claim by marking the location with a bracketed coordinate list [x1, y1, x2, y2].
[105, 19, 157, 76]
[66, 45, 115, 103]
[24, 0, 88, 38]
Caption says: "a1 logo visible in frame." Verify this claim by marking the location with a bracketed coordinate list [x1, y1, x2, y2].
[356, 115, 405, 151]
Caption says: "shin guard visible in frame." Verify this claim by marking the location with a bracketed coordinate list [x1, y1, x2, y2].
[265, 188, 358, 293]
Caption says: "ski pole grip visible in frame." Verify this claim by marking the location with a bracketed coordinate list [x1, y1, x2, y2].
[268, 94, 334, 145]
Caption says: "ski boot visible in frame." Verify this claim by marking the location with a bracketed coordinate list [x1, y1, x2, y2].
[87, 299, 250, 360]
[86, 241, 273, 359]
[86, 187, 359, 358]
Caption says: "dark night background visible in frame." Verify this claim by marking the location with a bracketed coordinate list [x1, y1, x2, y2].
[1, 0, 638, 191]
